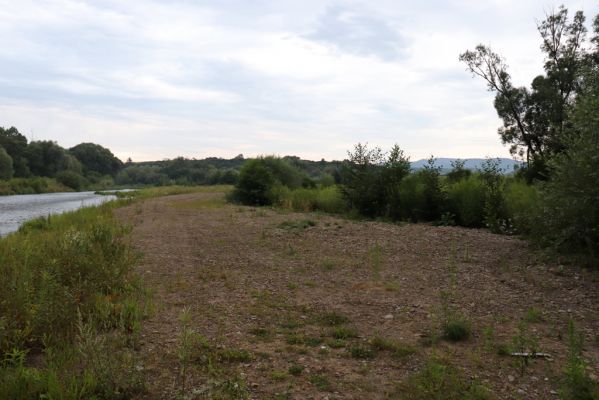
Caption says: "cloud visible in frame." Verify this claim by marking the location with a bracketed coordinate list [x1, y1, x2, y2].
[306, 5, 408, 61]
[0, 0, 596, 161]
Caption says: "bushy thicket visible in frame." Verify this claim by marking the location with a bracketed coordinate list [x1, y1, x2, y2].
[229, 156, 316, 206]
[0, 201, 146, 398]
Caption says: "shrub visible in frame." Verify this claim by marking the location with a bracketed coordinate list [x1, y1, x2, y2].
[230, 156, 305, 206]
[532, 127, 599, 261]
[504, 178, 540, 234]
[55, 170, 87, 191]
[392, 360, 493, 399]
[479, 159, 508, 233]
[446, 175, 486, 227]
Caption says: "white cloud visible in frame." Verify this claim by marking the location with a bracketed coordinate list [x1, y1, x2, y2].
[0, 0, 596, 161]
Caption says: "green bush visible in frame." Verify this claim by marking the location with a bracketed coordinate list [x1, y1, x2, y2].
[532, 111, 599, 261]
[277, 186, 348, 214]
[504, 178, 540, 234]
[0, 200, 146, 398]
[446, 175, 486, 227]
[230, 156, 305, 206]
[397, 164, 445, 222]
[55, 170, 87, 191]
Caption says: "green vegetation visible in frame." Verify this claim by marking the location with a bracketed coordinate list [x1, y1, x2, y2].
[560, 321, 599, 400]
[0, 200, 147, 399]
[370, 337, 415, 358]
[225, 6, 599, 265]
[392, 359, 493, 399]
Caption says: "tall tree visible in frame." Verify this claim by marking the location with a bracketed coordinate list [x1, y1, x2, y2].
[25, 141, 82, 178]
[460, 6, 589, 179]
[0, 147, 14, 180]
[69, 142, 123, 177]
[0, 126, 29, 177]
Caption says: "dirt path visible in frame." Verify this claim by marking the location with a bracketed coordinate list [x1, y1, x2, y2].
[115, 190, 598, 399]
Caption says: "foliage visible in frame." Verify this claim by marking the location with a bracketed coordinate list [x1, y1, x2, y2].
[503, 178, 540, 234]
[55, 170, 87, 191]
[276, 186, 348, 214]
[230, 156, 307, 206]
[69, 142, 123, 177]
[560, 320, 599, 400]
[531, 61, 599, 261]
[0, 126, 29, 177]
[392, 359, 493, 399]
[0, 177, 70, 195]
[445, 175, 486, 227]
[0, 200, 146, 398]
[460, 7, 590, 179]
[479, 159, 508, 233]
[0, 146, 14, 180]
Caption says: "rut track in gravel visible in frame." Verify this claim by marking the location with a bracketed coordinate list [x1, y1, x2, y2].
[114, 189, 598, 399]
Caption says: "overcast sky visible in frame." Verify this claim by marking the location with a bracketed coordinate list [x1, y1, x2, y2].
[0, 1, 596, 161]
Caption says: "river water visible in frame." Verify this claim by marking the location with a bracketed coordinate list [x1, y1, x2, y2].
[0, 191, 117, 237]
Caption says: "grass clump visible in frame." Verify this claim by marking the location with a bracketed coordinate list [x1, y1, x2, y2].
[330, 327, 358, 339]
[370, 337, 415, 358]
[315, 311, 350, 326]
[523, 307, 543, 323]
[560, 320, 598, 400]
[392, 359, 494, 399]
[278, 219, 316, 232]
[217, 349, 253, 363]
[288, 364, 304, 376]
[349, 344, 376, 359]
[309, 374, 332, 391]
[442, 317, 472, 342]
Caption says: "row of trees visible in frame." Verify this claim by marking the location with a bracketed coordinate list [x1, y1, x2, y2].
[0, 126, 123, 190]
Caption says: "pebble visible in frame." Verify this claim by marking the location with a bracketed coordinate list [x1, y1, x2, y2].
[384, 314, 394, 319]
[508, 375, 515, 383]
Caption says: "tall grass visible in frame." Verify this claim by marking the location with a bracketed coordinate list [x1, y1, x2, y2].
[0, 200, 147, 398]
[0, 177, 70, 195]
[277, 186, 348, 214]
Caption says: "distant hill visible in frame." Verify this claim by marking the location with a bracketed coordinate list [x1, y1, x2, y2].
[410, 158, 523, 174]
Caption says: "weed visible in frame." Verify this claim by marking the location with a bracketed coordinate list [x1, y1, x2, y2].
[384, 281, 401, 292]
[288, 364, 304, 376]
[368, 242, 384, 281]
[439, 291, 471, 342]
[217, 349, 252, 363]
[309, 374, 332, 391]
[560, 320, 599, 399]
[321, 259, 335, 271]
[316, 311, 350, 326]
[370, 337, 415, 358]
[392, 359, 493, 399]
[511, 320, 539, 375]
[249, 327, 271, 340]
[325, 339, 346, 348]
[442, 317, 472, 342]
[349, 344, 376, 359]
[270, 370, 289, 381]
[523, 307, 543, 323]
[278, 219, 317, 232]
[331, 327, 358, 339]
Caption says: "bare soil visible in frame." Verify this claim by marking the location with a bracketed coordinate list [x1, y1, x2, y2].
[115, 190, 598, 399]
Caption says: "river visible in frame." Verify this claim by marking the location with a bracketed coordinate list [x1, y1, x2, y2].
[0, 191, 117, 237]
